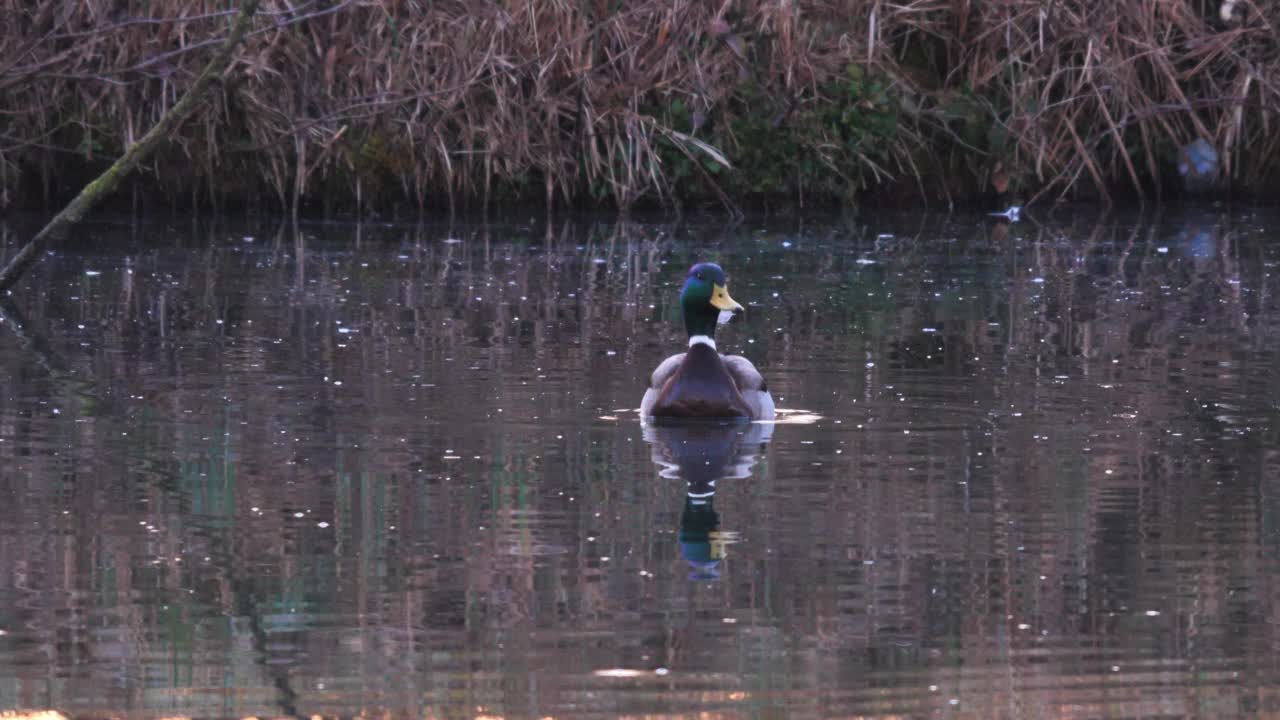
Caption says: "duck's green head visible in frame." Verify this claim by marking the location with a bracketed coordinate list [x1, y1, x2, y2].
[681, 262, 743, 340]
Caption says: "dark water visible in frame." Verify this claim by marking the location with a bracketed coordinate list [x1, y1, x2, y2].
[1, 212, 1279, 719]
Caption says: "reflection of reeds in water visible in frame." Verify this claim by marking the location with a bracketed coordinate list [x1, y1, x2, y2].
[0, 214, 1277, 715]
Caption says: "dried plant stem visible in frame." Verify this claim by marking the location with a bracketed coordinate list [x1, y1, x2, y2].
[0, 1, 261, 292]
[3, 1, 1280, 213]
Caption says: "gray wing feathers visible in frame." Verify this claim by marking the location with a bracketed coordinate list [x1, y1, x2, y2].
[640, 387, 660, 417]
[641, 353, 685, 417]
[723, 355, 765, 391]
[724, 355, 774, 420]
[649, 353, 686, 389]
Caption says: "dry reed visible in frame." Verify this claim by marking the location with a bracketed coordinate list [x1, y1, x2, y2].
[2, 0, 1278, 214]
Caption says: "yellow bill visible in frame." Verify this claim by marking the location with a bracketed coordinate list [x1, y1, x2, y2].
[710, 284, 743, 312]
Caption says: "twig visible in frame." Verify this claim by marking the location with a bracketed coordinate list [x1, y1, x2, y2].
[0, 0, 261, 293]
[1, 0, 344, 83]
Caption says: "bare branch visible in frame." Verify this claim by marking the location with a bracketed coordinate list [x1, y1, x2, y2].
[0, 0, 263, 292]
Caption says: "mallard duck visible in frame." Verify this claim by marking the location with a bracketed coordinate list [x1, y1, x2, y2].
[641, 263, 775, 420]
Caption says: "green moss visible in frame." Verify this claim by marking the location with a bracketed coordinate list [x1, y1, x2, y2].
[340, 128, 417, 198]
[654, 67, 906, 206]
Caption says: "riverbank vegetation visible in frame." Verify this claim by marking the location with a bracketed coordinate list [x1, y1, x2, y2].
[3, 0, 1279, 215]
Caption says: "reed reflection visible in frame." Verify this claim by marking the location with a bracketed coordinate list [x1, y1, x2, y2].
[1, 212, 1279, 718]
[644, 421, 773, 580]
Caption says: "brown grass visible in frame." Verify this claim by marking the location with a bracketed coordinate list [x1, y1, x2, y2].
[2, 0, 1279, 214]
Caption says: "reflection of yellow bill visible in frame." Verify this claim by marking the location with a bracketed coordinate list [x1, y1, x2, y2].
[709, 530, 741, 559]
[710, 284, 743, 312]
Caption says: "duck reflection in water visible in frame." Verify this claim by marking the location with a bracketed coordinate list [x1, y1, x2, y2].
[643, 421, 774, 580]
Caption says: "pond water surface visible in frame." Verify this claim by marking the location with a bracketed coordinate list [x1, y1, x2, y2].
[0, 211, 1278, 719]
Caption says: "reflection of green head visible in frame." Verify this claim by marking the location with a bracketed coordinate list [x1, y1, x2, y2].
[681, 263, 743, 338]
[680, 497, 721, 580]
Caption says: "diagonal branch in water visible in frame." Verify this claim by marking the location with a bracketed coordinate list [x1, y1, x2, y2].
[0, 0, 262, 294]
[0, 296, 70, 375]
